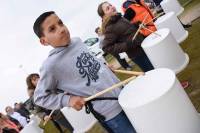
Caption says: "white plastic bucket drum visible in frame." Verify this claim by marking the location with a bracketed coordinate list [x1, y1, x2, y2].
[61, 107, 97, 133]
[161, 0, 184, 16]
[141, 28, 189, 74]
[20, 118, 43, 133]
[155, 12, 188, 43]
[119, 68, 200, 133]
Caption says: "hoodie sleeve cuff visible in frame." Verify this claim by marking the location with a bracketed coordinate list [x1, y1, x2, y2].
[61, 94, 70, 108]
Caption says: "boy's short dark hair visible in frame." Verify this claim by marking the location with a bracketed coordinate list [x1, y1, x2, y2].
[33, 11, 55, 38]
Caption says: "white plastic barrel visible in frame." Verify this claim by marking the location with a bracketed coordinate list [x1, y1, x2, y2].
[61, 107, 97, 133]
[155, 12, 188, 43]
[20, 116, 43, 133]
[119, 68, 200, 133]
[141, 28, 189, 74]
[161, 0, 184, 16]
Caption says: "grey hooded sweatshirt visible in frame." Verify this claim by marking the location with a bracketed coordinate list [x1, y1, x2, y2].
[34, 37, 122, 121]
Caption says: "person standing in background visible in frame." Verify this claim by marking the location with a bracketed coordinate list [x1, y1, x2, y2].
[5, 106, 27, 128]
[98, 2, 154, 72]
[95, 27, 133, 70]
[25, 73, 74, 133]
[14, 103, 30, 121]
[122, 0, 157, 37]
[0, 113, 19, 133]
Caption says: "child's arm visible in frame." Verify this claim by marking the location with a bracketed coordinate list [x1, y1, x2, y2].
[34, 68, 70, 110]
[34, 67, 85, 111]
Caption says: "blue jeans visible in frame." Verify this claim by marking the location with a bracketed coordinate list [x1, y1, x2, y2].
[101, 111, 136, 133]
[132, 52, 154, 72]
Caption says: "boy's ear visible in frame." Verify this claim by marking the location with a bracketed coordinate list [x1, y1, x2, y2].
[40, 37, 48, 46]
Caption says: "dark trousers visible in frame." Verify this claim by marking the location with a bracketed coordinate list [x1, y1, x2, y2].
[52, 120, 65, 133]
[152, 0, 162, 6]
[52, 111, 74, 133]
[114, 54, 130, 69]
[132, 51, 154, 72]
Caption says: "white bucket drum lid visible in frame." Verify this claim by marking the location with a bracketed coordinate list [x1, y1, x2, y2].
[142, 28, 169, 48]
[119, 68, 200, 133]
[61, 107, 97, 133]
[119, 68, 175, 109]
[155, 12, 188, 43]
[141, 28, 189, 73]
[161, 0, 184, 16]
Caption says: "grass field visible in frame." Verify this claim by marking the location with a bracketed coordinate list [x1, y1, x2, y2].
[178, 17, 200, 111]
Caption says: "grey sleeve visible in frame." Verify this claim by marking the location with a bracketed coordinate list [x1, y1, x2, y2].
[33, 66, 70, 110]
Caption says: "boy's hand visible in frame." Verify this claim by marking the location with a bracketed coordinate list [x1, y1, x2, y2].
[69, 96, 85, 111]
[44, 115, 51, 121]
[107, 64, 116, 73]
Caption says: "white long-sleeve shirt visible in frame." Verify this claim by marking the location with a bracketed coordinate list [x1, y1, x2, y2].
[10, 112, 28, 127]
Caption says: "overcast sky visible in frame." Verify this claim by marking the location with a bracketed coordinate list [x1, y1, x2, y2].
[0, 0, 123, 112]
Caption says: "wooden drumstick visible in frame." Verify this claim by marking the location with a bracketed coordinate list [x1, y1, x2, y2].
[84, 76, 136, 102]
[132, 13, 149, 41]
[114, 69, 144, 76]
[141, 25, 161, 37]
[144, 12, 165, 26]
[43, 110, 55, 126]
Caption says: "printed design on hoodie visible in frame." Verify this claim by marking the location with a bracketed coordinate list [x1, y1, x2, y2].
[76, 52, 101, 86]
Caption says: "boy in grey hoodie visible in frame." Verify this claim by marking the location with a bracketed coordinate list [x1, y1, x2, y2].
[33, 11, 136, 133]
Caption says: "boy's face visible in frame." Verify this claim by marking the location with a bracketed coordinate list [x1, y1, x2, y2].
[40, 14, 70, 48]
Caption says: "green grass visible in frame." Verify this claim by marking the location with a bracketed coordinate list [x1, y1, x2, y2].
[38, 120, 70, 133]
[178, 0, 192, 6]
[177, 18, 200, 111]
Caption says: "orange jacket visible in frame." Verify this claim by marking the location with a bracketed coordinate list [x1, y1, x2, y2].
[122, 0, 156, 36]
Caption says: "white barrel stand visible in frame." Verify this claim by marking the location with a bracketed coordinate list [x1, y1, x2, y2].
[161, 0, 184, 16]
[119, 68, 200, 133]
[141, 28, 189, 74]
[155, 12, 188, 43]
[20, 116, 43, 133]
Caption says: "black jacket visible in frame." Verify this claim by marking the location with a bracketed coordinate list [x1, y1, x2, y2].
[102, 13, 145, 59]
